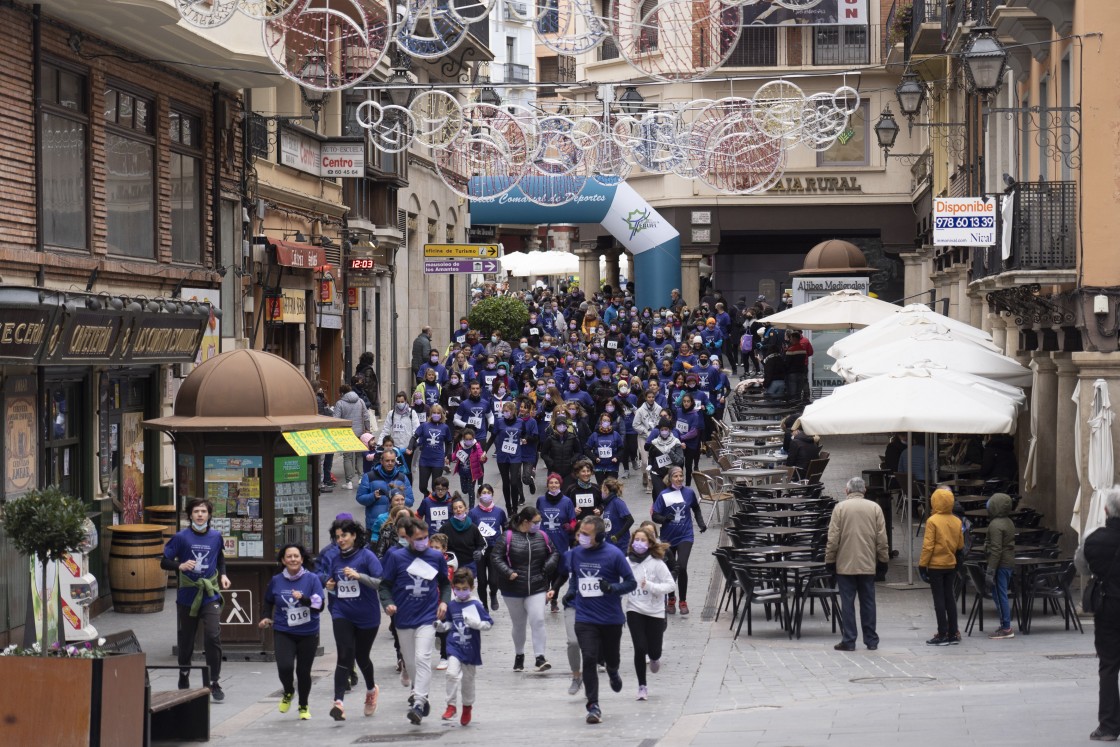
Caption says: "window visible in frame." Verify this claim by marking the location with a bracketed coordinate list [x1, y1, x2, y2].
[1061, 54, 1072, 182]
[40, 62, 89, 250]
[104, 86, 155, 258]
[169, 110, 203, 263]
[813, 25, 869, 65]
[1038, 76, 1049, 181]
[725, 26, 778, 67]
[638, 0, 659, 52]
[817, 101, 868, 167]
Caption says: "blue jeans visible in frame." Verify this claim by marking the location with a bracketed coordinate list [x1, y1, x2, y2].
[837, 574, 878, 647]
[992, 567, 1013, 629]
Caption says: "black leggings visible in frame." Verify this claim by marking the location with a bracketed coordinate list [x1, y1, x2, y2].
[332, 617, 378, 701]
[575, 621, 623, 707]
[683, 446, 700, 486]
[177, 601, 222, 685]
[497, 462, 524, 514]
[667, 541, 694, 601]
[274, 631, 318, 707]
[418, 465, 442, 495]
[623, 433, 638, 470]
[626, 611, 666, 687]
[476, 546, 497, 606]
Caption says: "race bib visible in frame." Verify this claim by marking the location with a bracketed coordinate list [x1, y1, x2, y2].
[578, 576, 603, 598]
[286, 606, 311, 627]
[607, 340, 618, 349]
[478, 521, 497, 538]
[575, 493, 595, 508]
[529, 328, 539, 337]
[675, 420, 689, 434]
[663, 490, 684, 507]
[502, 438, 519, 455]
[588, 326, 597, 335]
[468, 416, 482, 429]
[406, 557, 438, 581]
[597, 445, 613, 459]
[543, 412, 552, 423]
[655, 454, 671, 469]
[336, 579, 360, 599]
[456, 449, 470, 464]
[393, 419, 407, 433]
[430, 506, 449, 523]
[462, 604, 481, 626]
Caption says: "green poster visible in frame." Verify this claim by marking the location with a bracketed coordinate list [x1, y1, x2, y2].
[274, 456, 308, 483]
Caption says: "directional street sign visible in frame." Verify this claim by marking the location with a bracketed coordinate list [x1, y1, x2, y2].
[424, 259, 501, 274]
[424, 243, 499, 259]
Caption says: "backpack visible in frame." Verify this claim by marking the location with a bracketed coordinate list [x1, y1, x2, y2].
[740, 334, 753, 353]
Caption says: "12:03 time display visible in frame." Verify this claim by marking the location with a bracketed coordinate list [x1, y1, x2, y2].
[348, 258, 376, 271]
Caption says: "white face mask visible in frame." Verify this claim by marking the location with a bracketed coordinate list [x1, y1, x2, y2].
[191, 521, 208, 532]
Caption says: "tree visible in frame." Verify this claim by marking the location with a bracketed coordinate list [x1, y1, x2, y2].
[468, 295, 529, 343]
[2, 488, 87, 656]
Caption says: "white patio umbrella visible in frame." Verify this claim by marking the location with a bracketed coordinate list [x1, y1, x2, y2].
[763, 289, 900, 330]
[827, 303, 996, 360]
[1071, 381, 1085, 536]
[499, 251, 532, 275]
[509, 250, 579, 277]
[832, 330, 1032, 387]
[798, 366, 1019, 584]
[1080, 379, 1114, 538]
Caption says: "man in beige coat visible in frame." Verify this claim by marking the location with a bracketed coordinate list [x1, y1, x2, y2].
[825, 477, 890, 651]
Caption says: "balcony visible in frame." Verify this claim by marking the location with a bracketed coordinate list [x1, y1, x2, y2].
[504, 62, 531, 84]
[972, 181, 1077, 282]
[909, 0, 944, 55]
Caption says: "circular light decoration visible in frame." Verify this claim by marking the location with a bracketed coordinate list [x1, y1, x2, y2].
[536, 0, 609, 55]
[355, 100, 417, 153]
[630, 111, 689, 173]
[263, 0, 392, 91]
[798, 91, 850, 151]
[433, 104, 531, 202]
[447, 0, 496, 25]
[409, 90, 464, 150]
[518, 115, 593, 206]
[610, 0, 742, 82]
[751, 79, 805, 143]
[177, 0, 240, 27]
[238, 0, 300, 20]
[396, 0, 470, 59]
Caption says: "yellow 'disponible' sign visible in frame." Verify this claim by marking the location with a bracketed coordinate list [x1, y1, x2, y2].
[283, 428, 367, 456]
[423, 244, 499, 259]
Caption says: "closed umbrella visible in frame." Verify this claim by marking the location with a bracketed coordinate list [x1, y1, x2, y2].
[1071, 381, 1085, 535]
[1081, 379, 1114, 538]
[763, 289, 899, 331]
[1021, 359, 1041, 491]
[828, 304, 996, 360]
[832, 330, 1032, 387]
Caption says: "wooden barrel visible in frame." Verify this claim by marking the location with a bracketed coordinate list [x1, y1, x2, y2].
[144, 506, 179, 588]
[108, 524, 167, 614]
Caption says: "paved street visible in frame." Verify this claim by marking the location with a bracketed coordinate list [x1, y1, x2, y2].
[95, 435, 1099, 746]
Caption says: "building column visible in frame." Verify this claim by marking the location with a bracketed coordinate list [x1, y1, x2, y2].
[1023, 353, 1058, 521]
[1054, 353, 1079, 554]
[968, 288, 986, 330]
[602, 248, 621, 293]
[988, 312, 1007, 354]
[574, 247, 600, 294]
[899, 248, 931, 304]
[680, 252, 704, 308]
[945, 267, 964, 321]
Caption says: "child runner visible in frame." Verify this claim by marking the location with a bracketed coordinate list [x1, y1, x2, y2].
[428, 533, 455, 671]
[259, 545, 324, 720]
[468, 484, 508, 611]
[587, 413, 624, 484]
[623, 526, 675, 701]
[451, 426, 487, 507]
[418, 476, 455, 534]
[437, 568, 495, 726]
[599, 477, 634, 552]
[323, 519, 383, 720]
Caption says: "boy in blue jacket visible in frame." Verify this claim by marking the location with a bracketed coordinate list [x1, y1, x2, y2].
[437, 567, 494, 726]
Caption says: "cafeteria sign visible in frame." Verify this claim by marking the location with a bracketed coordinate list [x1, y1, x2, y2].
[283, 428, 367, 456]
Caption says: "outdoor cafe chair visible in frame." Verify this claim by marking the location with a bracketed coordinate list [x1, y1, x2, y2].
[1022, 561, 1082, 634]
[712, 548, 743, 626]
[731, 564, 788, 639]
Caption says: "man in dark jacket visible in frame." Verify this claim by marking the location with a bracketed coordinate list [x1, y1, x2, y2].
[411, 327, 433, 381]
[540, 416, 584, 482]
[1076, 488, 1120, 741]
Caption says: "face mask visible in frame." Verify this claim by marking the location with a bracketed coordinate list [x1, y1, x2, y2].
[610, 325, 618, 332]
[530, 317, 537, 324]
[569, 322, 577, 329]
[600, 421, 612, 430]
[601, 373, 611, 381]
[644, 312, 650, 318]
[605, 405, 615, 413]
[498, 388, 507, 397]
[569, 382, 579, 390]
[430, 356, 439, 364]
[660, 429, 671, 439]
[548, 487, 561, 496]
[452, 588, 472, 602]
[556, 424, 568, 433]
[411, 538, 429, 552]
[619, 387, 629, 395]
[398, 537, 410, 548]
[567, 407, 578, 416]
[537, 385, 546, 394]
[191, 521, 208, 532]
[486, 363, 496, 370]
[454, 511, 467, 521]
[632, 539, 649, 554]
[480, 493, 494, 506]
[530, 521, 541, 532]
[491, 336, 498, 344]
[504, 412, 515, 421]
[396, 402, 409, 412]
[450, 377, 460, 385]
[520, 342, 528, 350]
[577, 533, 592, 547]
[589, 353, 599, 361]
[430, 413, 442, 422]
[461, 322, 468, 329]
[462, 438, 475, 448]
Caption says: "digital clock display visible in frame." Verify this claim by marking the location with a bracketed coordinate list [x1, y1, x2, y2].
[349, 258, 376, 271]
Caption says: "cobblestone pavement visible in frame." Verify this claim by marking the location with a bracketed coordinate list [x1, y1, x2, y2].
[95, 434, 1098, 746]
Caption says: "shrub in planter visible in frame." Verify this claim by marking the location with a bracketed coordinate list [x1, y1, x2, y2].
[468, 295, 530, 343]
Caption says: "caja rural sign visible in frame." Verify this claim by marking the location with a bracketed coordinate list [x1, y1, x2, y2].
[933, 197, 996, 247]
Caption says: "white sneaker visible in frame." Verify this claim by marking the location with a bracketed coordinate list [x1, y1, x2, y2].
[345, 481, 353, 490]
[436, 658, 448, 671]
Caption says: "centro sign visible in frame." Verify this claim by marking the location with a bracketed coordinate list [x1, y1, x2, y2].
[320, 142, 365, 177]
[933, 197, 996, 247]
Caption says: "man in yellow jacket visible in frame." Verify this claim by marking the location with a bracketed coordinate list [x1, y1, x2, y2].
[919, 488, 964, 646]
[825, 477, 890, 651]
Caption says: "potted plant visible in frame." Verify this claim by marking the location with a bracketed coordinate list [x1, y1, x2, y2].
[0, 488, 146, 745]
[889, 1, 914, 46]
[468, 294, 531, 342]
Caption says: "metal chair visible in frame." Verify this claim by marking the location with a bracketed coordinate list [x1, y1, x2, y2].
[731, 564, 788, 639]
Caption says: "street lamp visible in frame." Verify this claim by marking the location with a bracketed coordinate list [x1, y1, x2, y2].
[961, 25, 1008, 99]
[619, 86, 644, 115]
[895, 72, 926, 120]
[479, 87, 502, 106]
[297, 52, 331, 124]
[874, 107, 901, 151]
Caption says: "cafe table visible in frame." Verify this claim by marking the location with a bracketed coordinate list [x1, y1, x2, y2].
[942, 478, 987, 490]
[1011, 556, 1073, 634]
[940, 464, 981, 479]
[745, 510, 819, 527]
[745, 482, 815, 497]
[746, 495, 833, 509]
[741, 560, 827, 638]
[730, 419, 785, 429]
[722, 467, 788, 485]
[729, 429, 783, 439]
[741, 453, 787, 467]
[735, 526, 817, 543]
[728, 544, 806, 559]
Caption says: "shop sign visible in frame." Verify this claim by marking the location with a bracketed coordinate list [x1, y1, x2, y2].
[44, 311, 125, 363]
[5, 376, 36, 498]
[275, 456, 308, 483]
[280, 289, 306, 323]
[347, 287, 359, 309]
[0, 307, 56, 362]
[320, 141, 364, 177]
[123, 315, 208, 363]
[933, 197, 996, 246]
[280, 128, 321, 176]
[318, 278, 335, 305]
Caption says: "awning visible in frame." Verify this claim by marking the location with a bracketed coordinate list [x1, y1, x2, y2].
[282, 428, 366, 456]
[270, 238, 325, 269]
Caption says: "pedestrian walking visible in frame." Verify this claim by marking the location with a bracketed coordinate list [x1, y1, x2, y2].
[825, 477, 889, 651]
[161, 497, 232, 701]
[322, 519, 382, 720]
[651, 466, 706, 615]
[623, 526, 675, 701]
[259, 545, 325, 720]
[334, 384, 372, 490]
[443, 496, 486, 577]
[1075, 488, 1120, 742]
[918, 488, 963, 646]
[437, 568, 494, 726]
[491, 505, 558, 672]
